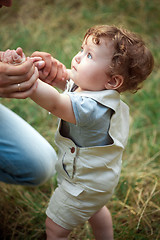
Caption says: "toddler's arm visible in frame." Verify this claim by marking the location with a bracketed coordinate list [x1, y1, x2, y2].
[30, 79, 76, 124]
[30, 52, 74, 122]
[2, 48, 71, 91]
[1, 48, 75, 122]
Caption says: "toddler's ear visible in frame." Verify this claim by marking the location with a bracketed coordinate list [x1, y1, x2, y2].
[105, 75, 124, 90]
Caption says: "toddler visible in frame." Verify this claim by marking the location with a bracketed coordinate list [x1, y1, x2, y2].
[2, 25, 154, 240]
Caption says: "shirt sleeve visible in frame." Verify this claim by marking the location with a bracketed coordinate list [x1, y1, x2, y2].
[67, 92, 109, 127]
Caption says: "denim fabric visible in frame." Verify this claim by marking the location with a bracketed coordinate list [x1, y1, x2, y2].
[0, 104, 57, 186]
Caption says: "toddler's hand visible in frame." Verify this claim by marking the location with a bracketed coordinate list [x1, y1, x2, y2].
[48, 59, 69, 90]
[0, 47, 45, 68]
[31, 51, 70, 90]
[0, 47, 26, 65]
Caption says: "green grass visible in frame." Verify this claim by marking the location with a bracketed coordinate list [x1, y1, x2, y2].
[0, 0, 160, 239]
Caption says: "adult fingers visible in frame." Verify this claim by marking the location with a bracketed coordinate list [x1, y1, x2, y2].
[0, 67, 39, 95]
[1, 81, 38, 99]
[0, 59, 35, 86]
[5, 58, 34, 76]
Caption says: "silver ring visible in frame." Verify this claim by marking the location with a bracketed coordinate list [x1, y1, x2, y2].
[17, 83, 21, 91]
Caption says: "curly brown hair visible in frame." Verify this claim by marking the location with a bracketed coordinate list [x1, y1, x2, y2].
[84, 25, 154, 93]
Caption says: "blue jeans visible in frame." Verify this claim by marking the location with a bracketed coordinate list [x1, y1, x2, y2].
[0, 104, 57, 186]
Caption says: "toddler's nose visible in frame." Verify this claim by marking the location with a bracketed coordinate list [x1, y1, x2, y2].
[75, 54, 81, 64]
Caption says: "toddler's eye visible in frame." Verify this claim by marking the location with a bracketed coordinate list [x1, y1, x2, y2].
[87, 53, 92, 59]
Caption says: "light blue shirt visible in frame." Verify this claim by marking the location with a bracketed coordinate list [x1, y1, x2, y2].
[60, 93, 113, 147]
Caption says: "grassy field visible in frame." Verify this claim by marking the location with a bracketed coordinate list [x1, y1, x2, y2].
[0, 0, 160, 239]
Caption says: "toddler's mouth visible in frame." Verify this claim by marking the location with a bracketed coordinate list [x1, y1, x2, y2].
[72, 66, 77, 71]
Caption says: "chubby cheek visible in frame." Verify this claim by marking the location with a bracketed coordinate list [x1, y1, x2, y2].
[71, 58, 74, 68]
[82, 66, 95, 79]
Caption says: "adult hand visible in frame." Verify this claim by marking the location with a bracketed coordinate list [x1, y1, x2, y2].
[0, 58, 39, 99]
[31, 51, 69, 90]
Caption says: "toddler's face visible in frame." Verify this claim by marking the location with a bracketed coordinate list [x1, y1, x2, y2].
[70, 36, 114, 92]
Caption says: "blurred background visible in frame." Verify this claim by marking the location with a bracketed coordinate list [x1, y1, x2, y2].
[0, 0, 160, 239]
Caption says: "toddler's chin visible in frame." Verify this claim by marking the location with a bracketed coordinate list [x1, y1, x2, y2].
[68, 69, 75, 81]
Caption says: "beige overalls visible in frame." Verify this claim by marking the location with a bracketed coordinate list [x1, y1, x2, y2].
[46, 84, 130, 230]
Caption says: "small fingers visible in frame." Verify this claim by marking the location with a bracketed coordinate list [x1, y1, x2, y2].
[50, 63, 64, 85]
[34, 60, 45, 70]
[16, 47, 24, 57]
[49, 62, 68, 90]
[44, 59, 59, 84]
[2, 49, 13, 64]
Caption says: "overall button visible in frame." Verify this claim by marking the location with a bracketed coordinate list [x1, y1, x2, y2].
[71, 147, 75, 153]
